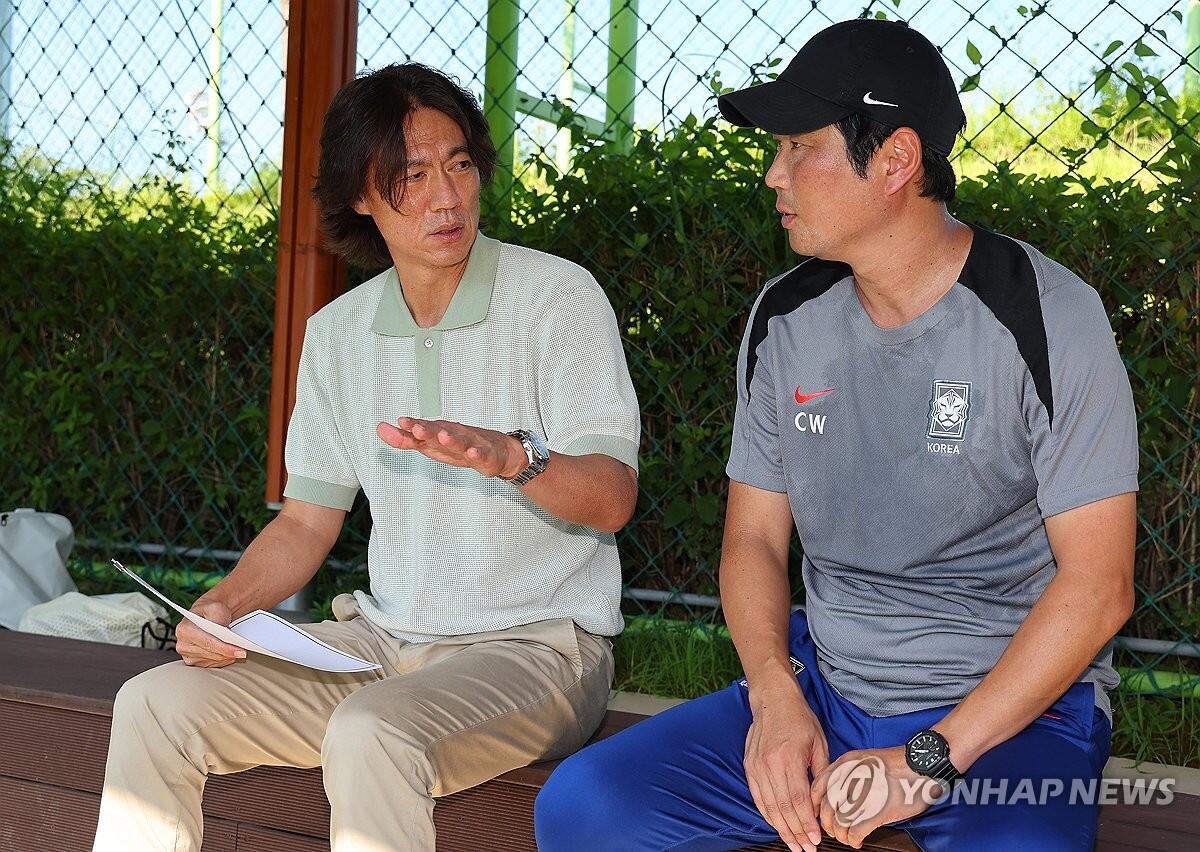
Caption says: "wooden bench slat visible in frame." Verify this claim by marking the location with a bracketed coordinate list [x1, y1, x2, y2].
[236, 823, 331, 852]
[0, 775, 239, 852]
[0, 631, 174, 716]
[1, 630, 1195, 852]
[1101, 797, 1200, 832]
[0, 699, 111, 792]
[1095, 797, 1200, 851]
[207, 766, 330, 838]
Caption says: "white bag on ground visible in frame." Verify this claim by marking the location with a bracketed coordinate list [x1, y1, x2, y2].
[0, 508, 77, 629]
[19, 591, 171, 647]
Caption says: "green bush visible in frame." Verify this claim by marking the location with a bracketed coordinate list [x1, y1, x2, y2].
[2, 114, 1196, 640]
[1, 158, 277, 579]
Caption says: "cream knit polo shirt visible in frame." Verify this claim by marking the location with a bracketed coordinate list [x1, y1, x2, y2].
[281, 233, 640, 641]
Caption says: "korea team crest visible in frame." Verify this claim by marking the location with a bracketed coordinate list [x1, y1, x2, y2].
[927, 381, 971, 440]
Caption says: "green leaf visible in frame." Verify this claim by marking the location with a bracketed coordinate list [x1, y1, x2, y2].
[662, 498, 691, 529]
[1179, 272, 1195, 298]
[1102, 40, 1123, 59]
[1093, 69, 1112, 93]
[959, 72, 980, 93]
[1133, 42, 1157, 58]
[966, 40, 982, 65]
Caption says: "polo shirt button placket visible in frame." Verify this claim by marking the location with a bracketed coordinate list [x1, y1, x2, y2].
[414, 330, 443, 419]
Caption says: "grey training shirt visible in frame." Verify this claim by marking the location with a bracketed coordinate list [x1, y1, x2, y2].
[727, 226, 1138, 719]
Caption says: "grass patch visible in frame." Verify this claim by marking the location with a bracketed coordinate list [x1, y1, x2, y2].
[1111, 678, 1200, 769]
[613, 618, 1200, 769]
[612, 618, 743, 698]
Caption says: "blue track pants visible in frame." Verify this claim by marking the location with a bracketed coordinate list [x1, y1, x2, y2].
[535, 610, 1110, 851]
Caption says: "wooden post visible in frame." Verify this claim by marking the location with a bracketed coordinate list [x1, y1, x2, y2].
[266, 0, 358, 508]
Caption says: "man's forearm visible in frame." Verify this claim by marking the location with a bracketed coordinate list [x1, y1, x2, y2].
[514, 450, 637, 533]
[721, 533, 802, 703]
[933, 570, 1131, 771]
[377, 419, 637, 533]
[197, 513, 331, 618]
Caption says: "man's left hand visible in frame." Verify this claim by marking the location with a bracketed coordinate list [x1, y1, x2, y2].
[809, 746, 946, 849]
[377, 417, 526, 479]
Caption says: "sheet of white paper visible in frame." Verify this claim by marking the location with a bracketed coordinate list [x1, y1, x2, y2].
[111, 559, 381, 673]
[229, 610, 380, 672]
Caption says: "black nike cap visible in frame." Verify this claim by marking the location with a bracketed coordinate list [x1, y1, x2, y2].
[718, 18, 966, 156]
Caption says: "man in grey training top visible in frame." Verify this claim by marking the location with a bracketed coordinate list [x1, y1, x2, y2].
[536, 18, 1136, 852]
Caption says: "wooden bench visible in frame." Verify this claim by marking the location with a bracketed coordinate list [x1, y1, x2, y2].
[1, 631, 1195, 851]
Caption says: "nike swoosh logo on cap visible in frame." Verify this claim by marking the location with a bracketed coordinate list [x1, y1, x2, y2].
[795, 387, 834, 404]
[862, 91, 899, 108]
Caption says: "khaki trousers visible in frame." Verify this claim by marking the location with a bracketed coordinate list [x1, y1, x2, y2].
[92, 594, 614, 852]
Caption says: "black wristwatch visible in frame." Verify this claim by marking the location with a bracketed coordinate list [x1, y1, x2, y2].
[905, 728, 963, 789]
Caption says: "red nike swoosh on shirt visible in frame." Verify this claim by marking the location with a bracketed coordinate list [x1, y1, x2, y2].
[795, 387, 834, 404]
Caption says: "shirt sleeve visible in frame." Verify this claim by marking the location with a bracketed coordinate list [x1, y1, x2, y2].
[726, 288, 787, 492]
[281, 316, 361, 510]
[534, 284, 641, 471]
[1027, 279, 1138, 518]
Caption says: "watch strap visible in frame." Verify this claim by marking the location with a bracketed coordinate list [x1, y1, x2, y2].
[926, 759, 962, 787]
[501, 429, 550, 485]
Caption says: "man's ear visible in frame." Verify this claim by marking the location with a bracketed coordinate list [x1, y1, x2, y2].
[352, 196, 370, 216]
[882, 127, 922, 197]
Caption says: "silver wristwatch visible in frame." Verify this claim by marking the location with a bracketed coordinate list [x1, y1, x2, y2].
[500, 429, 551, 486]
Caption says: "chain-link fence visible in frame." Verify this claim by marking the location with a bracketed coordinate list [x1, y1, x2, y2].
[2, 1, 1197, 686]
[2, 0, 286, 592]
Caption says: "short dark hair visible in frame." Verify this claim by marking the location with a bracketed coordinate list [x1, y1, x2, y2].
[832, 113, 960, 203]
[312, 63, 497, 269]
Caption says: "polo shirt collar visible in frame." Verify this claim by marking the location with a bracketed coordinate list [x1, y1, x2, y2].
[370, 232, 500, 336]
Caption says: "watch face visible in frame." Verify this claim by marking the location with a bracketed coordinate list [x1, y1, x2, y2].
[528, 432, 550, 463]
[907, 732, 946, 771]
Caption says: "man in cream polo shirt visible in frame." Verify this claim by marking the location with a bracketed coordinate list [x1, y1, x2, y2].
[93, 63, 639, 852]
[288, 214, 637, 641]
